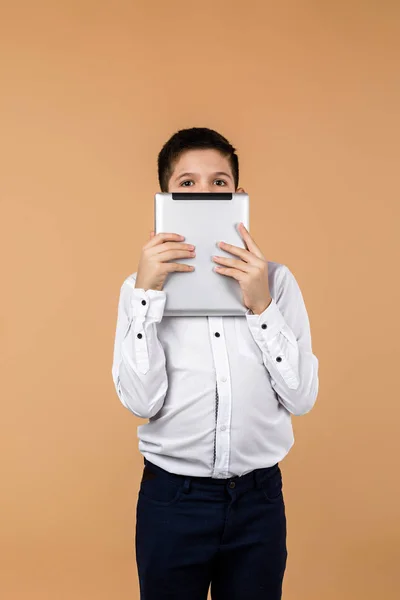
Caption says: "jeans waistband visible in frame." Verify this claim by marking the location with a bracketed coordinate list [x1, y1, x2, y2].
[143, 457, 279, 491]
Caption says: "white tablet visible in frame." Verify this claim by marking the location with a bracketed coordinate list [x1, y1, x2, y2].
[154, 192, 250, 316]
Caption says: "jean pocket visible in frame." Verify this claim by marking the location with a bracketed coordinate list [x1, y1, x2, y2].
[139, 466, 185, 506]
[260, 467, 284, 503]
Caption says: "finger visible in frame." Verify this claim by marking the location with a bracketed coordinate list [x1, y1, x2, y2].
[152, 241, 195, 256]
[213, 266, 244, 281]
[218, 241, 251, 262]
[165, 262, 195, 273]
[157, 249, 195, 262]
[213, 255, 251, 273]
[145, 232, 185, 248]
[237, 223, 264, 258]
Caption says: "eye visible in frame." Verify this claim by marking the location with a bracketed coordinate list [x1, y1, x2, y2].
[214, 179, 227, 186]
[180, 180, 194, 187]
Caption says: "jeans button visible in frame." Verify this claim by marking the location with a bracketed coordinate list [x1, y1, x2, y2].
[229, 481, 236, 489]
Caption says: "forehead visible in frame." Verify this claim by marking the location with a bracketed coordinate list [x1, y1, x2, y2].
[171, 148, 232, 175]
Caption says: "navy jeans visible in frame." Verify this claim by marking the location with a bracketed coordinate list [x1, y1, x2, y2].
[135, 457, 287, 599]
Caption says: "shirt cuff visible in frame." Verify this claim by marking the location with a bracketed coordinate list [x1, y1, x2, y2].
[131, 287, 167, 324]
[245, 298, 287, 344]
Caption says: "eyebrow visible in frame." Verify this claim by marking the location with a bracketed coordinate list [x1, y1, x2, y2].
[175, 171, 233, 181]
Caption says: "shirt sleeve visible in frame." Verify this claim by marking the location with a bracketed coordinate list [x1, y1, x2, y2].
[244, 265, 319, 416]
[111, 276, 169, 419]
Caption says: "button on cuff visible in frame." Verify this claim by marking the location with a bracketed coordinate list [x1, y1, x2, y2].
[246, 298, 286, 343]
[131, 287, 166, 321]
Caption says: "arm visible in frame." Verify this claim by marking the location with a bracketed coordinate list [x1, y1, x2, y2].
[245, 265, 319, 416]
[111, 275, 168, 419]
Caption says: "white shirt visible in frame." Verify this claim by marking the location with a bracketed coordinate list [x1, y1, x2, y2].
[111, 261, 319, 478]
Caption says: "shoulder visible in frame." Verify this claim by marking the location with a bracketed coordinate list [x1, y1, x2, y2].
[268, 261, 303, 303]
[267, 261, 288, 294]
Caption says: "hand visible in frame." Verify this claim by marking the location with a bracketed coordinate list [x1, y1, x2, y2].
[212, 223, 272, 314]
[135, 231, 195, 291]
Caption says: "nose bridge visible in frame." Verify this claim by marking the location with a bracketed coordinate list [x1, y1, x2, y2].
[198, 183, 212, 192]
[197, 174, 213, 193]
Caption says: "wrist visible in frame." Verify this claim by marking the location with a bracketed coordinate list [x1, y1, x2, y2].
[250, 297, 272, 315]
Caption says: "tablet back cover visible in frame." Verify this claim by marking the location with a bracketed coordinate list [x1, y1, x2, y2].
[154, 192, 250, 316]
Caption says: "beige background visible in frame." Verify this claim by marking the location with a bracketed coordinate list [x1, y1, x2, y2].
[1, 1, 399, 598]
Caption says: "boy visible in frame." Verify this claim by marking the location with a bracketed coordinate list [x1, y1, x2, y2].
[111, 127, 319, 599]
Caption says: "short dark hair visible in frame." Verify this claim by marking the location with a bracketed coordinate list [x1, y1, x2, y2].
[157, 127, 239, 192]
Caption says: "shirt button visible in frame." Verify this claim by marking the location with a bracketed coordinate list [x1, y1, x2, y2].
[221, 376, 227, 382]
[276, 356, 282, 362]
[229, 481, 236, 489]
[221, 425, 226, 431]
[261, 323, 267, 329]
[215, 332, 220, 337]
[141, 300, 146, 305]
[137, 333, 143, 339]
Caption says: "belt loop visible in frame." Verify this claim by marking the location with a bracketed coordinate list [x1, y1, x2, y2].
[182, 477, 191, 493]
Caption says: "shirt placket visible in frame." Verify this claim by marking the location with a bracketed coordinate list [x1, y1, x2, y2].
[208, 316, 232, 478]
